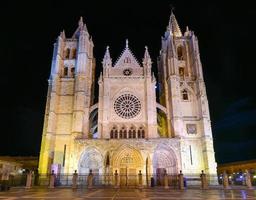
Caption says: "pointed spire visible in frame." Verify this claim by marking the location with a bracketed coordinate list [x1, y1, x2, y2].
[169, 12, 182, 37]
[184, 26, 191, 37]
[102, 46, 112, 67]
[143, 46, 152, 66]
[144, 46, 151, 60]
[60, 30, 66, 39]
[125, 39, 129, 48]
[79, 16, 84, 27]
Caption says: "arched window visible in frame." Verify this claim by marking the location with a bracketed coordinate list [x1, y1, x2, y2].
[110, 130, 114, 139]
[64, 67, 68, 76]
[138, 130, 141, 138]
[123, 130, 127, 138]
[182, 90, 189, 100]
[65, 48, 70, 59]
[177, 46, 184, 60]
[71, 67, 75, 77]
[128, 130, 132, 138]
[71, 49, 76, 59]
[132, 130, 136, 138]
[114, 130, 118, 138]
[141, 130, 145, 138]
[179, 67, 184, 79]
[124, 57, 131, 63]
[119, 130, 123, 139]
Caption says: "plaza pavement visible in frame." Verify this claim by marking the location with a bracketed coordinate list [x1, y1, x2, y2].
[0, 187, 256, 199]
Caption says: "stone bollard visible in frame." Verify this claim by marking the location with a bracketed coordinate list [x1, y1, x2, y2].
[138, 170, 143, 189]
[223, 171, 230, 189]
[48, 170, 55, 189]
[200, 170, 208, 189]
[164, 171, 169, 189]
[114, 170, 119, 189]
[178, 170, 184, 190]
[25, 171, 33, 189]
[72, 170, 78, 189]
[87, 169, 93, 189]
[245, 170, 253, 189]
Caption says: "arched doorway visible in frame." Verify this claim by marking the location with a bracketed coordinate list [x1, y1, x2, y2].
[153, 144, 178, 185]
[112, 145, 143, 187]
[78, 147, 103, 175]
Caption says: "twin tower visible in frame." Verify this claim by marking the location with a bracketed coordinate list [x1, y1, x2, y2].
[38, 13, 217, 180]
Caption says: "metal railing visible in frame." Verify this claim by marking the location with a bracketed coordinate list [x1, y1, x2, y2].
[1, 172, 255, 189]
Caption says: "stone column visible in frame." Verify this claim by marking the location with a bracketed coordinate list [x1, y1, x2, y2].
[25, 171, 33, 189]
[87, 169, 93, 189]
[164, 171, 169, 189]
[72, 170, 78, 189]
[245, 170, 253, 189]
[200, 170, 208, 189]
[114, 170, 119, 189]
[223, 171, 230, 189]
[138, 170, 143, 189]
[48, 170, 55, 189]
[178, 170, 184, 190]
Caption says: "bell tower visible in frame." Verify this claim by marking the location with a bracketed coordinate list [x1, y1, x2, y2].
[38, 17, 95, 174]
[158, 12, 217, 176]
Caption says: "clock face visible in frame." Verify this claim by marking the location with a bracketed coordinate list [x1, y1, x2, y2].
[123, 68, 132, 76]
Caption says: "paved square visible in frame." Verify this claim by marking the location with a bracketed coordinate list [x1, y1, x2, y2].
[0, 187, 256, 199]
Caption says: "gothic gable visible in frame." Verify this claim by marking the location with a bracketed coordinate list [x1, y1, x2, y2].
[114, 40, 141, 68]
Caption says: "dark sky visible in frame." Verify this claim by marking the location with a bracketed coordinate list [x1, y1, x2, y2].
[1, 1, 256, 164]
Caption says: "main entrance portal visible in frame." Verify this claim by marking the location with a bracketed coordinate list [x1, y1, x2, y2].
[112, 145, 143, 187]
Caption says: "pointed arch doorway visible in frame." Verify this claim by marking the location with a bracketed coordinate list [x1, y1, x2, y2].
[112, 145, 143, 187]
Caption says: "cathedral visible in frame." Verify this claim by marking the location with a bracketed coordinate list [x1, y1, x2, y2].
[38, 12, 217, 183]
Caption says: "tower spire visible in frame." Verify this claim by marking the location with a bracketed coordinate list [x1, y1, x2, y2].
[102, 46, 112, 67]
[79, 16, 84, 27]
[143, 46, 152, 67]
[125, 39, 129, 48]
[168, 11, 182, 37]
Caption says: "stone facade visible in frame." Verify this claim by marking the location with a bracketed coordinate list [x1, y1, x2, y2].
[38, 13, 217, 180]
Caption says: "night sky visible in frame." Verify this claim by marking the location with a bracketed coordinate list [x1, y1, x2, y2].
[1, 1, 256, 164]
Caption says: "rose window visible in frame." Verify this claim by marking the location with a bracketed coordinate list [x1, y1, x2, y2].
[114, 94, 141, 119]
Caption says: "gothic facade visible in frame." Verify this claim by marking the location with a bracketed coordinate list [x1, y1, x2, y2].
[38, 13, 217, 181]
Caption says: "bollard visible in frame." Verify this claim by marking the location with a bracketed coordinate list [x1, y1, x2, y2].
[25, 171, 33, 189]
[150, 177, 155, 187]
[245, 170, 253, 189]
[164, 171, 169, 189]
[200, 170, 208, 189]
[223, 171, 230, 189]
[87, 169, 93, 189]
[48, 170, 55, 189]
[72, 170, 78, 189]
[138, 170, 143, 189]
[114, 170, 119, 189]
[178, 170, 184, 190]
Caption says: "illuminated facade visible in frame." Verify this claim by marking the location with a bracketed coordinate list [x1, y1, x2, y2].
[38, 13, 217, 180]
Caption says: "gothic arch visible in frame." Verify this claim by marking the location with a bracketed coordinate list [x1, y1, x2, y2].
[153, 143, 178, 174]
[78, 147, 103, 174]
[112, 144, 143, 170]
